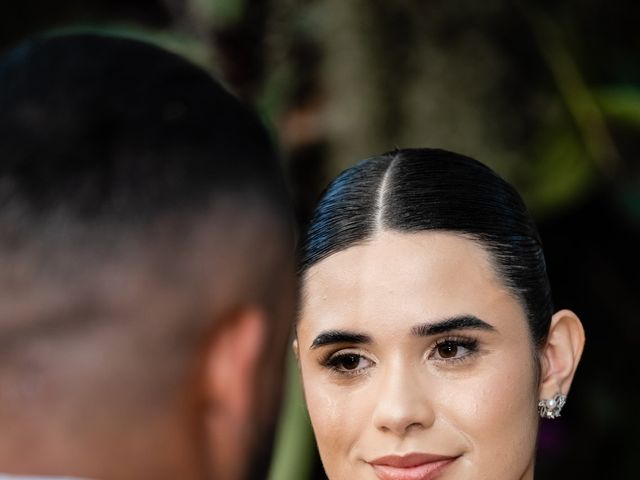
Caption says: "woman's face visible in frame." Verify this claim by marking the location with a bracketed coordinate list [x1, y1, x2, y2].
[297, 231, 540, 480]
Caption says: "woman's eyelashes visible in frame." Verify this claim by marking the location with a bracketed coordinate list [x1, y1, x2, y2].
[324, 351, 374, 377]
[320, 336, 481, 378]
[428, 336, 480, 364]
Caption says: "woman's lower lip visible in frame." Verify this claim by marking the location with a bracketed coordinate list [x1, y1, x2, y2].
[371, 458, 455, 480]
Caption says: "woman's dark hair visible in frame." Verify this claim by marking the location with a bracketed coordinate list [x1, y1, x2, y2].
[301, 148, 553, 347]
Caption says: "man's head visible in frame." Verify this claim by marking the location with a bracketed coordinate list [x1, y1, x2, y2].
[0, 34, 294, 480]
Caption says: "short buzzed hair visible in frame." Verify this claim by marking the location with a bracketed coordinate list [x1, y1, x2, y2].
[0, 34, 292, 409]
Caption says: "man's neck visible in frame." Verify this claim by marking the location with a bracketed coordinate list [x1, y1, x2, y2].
[0, 475, 86, 479]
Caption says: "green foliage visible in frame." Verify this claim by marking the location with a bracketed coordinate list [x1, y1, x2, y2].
[597, 86, 640, 129]
[47, 23, 215, 72]
[268, 353, 316, 480]
[523, 109, 596, 218]
[191, 0, 246, 27]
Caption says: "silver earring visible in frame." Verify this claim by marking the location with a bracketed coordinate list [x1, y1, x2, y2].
[538, 393, 566, 419]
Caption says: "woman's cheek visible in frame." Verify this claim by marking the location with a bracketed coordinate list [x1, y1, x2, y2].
[304, 377, 372, 474]
[440, 358, 538, 475]
[304, 376, 342, 440]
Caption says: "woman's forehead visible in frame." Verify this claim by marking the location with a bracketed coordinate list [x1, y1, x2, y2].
[300, 231, 524, 335]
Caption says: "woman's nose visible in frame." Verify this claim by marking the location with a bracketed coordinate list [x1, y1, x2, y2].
[371, 362, 436, 436]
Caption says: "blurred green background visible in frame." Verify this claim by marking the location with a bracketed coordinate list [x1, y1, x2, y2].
[2, 0, 639, 478]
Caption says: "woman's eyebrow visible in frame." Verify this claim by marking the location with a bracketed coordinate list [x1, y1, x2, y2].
[310, 330, 371, 349]
[411, 315, 497, 336]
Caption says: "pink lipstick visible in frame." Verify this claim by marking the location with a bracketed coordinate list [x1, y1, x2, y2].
[369, 453, 457, 480]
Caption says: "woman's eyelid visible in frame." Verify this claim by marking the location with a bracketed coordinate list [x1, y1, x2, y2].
[426, 334, 480, 360]
[430, 332, 480, 346]
[329, 349, 375, 363]
[317, 333, 480, 365]
[328, 347, 379, 373]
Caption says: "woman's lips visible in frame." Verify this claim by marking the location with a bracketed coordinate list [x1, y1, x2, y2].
[369, 453, 457, 480]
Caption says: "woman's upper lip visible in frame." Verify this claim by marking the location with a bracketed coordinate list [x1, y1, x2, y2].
[369, 453, 456, 468]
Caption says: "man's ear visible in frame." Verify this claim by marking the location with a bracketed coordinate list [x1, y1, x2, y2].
[539, 309, 585, 399]
[204, 307, 266, 424]
[201, 307, 266, 480]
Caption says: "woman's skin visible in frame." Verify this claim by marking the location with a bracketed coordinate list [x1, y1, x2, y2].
[296, 231, 584, 480]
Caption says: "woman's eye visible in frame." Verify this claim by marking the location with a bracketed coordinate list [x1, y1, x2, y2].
[437, 342, 460, 358]
[326, 353, 372, 373]
[432, 339, 478, 361]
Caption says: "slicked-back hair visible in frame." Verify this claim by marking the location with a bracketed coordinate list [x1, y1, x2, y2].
[301, 148, 553, 347]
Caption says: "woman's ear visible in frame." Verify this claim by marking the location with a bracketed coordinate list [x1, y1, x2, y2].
[292, 337, 299, 361]
[539, 309, 585, 399]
